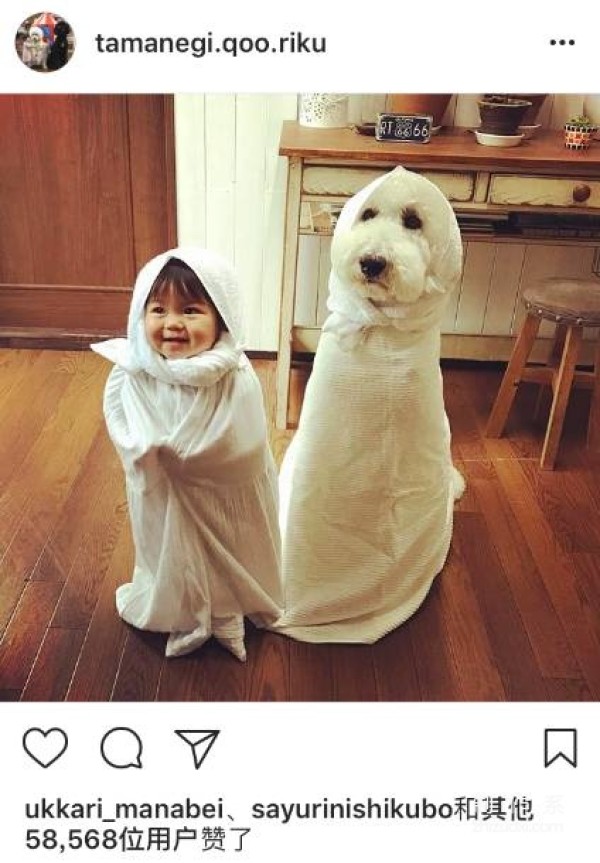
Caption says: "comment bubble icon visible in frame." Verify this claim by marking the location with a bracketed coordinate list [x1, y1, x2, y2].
[100, 727, 143, 769]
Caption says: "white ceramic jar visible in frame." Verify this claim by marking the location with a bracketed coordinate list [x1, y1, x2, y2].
[299, 94, 349, 128]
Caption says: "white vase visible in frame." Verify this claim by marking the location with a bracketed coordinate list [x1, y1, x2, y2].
[454, 94, 483, 129]
[299, 94, 349, 128]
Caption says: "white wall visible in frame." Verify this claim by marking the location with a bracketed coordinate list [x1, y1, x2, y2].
[174, 93, 588, 351]
[174, 93, 297, 351]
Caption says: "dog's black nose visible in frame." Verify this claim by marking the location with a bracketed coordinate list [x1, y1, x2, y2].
[359, 256, 386, 280]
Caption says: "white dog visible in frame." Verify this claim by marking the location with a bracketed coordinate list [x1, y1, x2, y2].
[274, 166, 464, 644]
[21, 26, 49, 69]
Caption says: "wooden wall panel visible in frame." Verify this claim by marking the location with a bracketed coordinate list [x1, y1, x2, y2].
[204, 95, 236, 260]
[261, 95, 299, 350]
[441, 244, 468, 333]
[454, 243, 495, 334]
[1, 286, 131, 332]
[173, 95, 207, 244]
[235, 95, 270, 346]
[481, 244, 525, 336]
[0, 95, 176, 341]
[174, 93, 299, 350]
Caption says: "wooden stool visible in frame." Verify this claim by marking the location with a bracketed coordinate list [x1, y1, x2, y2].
[486, 277, 600, 469]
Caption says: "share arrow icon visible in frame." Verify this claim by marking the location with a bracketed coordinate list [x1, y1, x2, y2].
[175, 730, 220, 769]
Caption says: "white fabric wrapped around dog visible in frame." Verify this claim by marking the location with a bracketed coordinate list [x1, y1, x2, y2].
[92, 247, 282, 659]
[275, 167, 463, 644]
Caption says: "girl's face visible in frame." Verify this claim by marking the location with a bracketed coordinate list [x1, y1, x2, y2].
[144, 281, 220, 359]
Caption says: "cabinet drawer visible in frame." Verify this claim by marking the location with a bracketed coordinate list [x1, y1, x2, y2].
[302, 166, 475, 202]
[489, 174, 600, 209]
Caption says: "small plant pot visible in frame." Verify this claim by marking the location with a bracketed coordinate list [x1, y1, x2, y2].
[478, 96, 532, 135]
[564, 122, 598, 150]
[510, 93, 548, 126]
[386, 94, 452, 127]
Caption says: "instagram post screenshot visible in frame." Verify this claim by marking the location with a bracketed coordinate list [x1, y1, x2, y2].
[1, 2, 599, 860]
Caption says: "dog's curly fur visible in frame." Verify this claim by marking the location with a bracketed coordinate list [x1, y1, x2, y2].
[331, 168, 458, 306]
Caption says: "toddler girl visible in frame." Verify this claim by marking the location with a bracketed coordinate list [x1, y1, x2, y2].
[92, 247, 282, 659]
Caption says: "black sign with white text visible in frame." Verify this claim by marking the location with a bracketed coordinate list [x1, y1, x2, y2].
[376, 113, 432, 143]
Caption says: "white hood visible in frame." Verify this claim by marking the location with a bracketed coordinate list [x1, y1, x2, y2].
[91, 246, 245, 387]
[325, 166, 462, 339]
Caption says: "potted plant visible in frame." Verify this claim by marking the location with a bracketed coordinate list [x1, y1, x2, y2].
[564, 115, 599, 150]
[477, 94, 532, 135]
[509, 93, 548, 126]
[386, 94, 452, 128]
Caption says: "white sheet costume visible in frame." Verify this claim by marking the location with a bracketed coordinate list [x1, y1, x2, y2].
[275, 167, 463, 644]
[92, 248, 282, 659]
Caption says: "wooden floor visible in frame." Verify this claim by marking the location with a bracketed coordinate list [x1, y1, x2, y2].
[0, 348, 599, 701]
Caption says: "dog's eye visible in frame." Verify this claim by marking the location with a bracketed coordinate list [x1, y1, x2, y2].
[360, 208, 378, 222]
[402, 210, 422, 230]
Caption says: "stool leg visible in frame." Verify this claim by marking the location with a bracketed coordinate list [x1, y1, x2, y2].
[486, 313, 542, 438]
[540, 325, 582, 470]
[534, 322, 568, 421]
[587, 332, 600, 451]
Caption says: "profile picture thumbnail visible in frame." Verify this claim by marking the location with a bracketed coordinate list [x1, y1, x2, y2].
[15, 11, 75, 72]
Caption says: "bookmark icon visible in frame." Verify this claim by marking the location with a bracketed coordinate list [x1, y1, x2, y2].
[544, 728, 577, 768]
[175, 730, 219, 769]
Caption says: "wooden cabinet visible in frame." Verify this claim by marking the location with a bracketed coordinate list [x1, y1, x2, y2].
[276, 122, 600, 427]
[302, 166, 477, 202]
[489, 174, 600, 208]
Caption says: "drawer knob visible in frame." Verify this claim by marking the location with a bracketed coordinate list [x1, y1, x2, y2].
[572, 183, 592, 203]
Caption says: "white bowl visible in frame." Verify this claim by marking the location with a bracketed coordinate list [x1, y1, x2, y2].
[475, 130, 524, 147]
[518, 124, 541, 139]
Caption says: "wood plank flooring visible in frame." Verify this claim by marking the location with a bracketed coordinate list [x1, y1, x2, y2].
[0, 348, 599, 701]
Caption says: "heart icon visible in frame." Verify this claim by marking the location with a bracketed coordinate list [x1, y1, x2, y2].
[23, 728, 68, 768]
